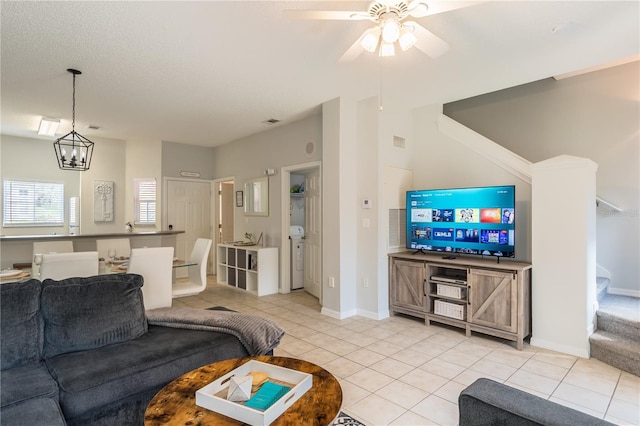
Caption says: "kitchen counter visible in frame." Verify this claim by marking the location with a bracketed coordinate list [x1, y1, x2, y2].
[0, 231, 184, 269]
[0, 230, 183, 241]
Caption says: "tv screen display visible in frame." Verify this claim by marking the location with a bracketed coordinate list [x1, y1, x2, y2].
[406, 185, 515, 257]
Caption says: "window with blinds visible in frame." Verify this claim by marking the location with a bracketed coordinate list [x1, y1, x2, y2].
[134, 178, 156, 225]
[3, 180, 64, 226]
[69, 197, 79, 226]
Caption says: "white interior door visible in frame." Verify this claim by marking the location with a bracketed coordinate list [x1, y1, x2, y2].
[220, 181, 235, 243]
[304, 168, 321, 298]
[167, 179, 211, 278]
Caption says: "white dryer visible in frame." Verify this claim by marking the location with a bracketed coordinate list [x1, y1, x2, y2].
[290, 226, 305, 290]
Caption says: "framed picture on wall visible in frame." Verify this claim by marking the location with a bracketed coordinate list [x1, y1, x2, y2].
[236, 191, 243, 207]
[94, 180, 114, 222]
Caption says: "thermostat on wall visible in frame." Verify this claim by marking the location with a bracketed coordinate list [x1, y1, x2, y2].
[362, 199, 371, 209]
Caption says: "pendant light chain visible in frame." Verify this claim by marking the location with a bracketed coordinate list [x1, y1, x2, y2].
[52, 68, 95, 171]
[71, 72, 76, 132]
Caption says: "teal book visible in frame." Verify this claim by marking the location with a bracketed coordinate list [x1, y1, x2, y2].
[244, 381, 291, 411]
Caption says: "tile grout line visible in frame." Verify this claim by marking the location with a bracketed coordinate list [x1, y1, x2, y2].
[186, 280, 639, 426]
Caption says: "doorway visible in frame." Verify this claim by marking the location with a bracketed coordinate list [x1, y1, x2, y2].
[215, 179, 235, 244]
[281, 162, 322, 301]
[165, 178, 212, 278]
[213, 177, 235, 273]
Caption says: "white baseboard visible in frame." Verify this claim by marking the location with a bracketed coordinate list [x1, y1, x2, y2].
[607, 287, 640, 298]
[357, 308, 390, 321]
[529, 337, 590, 359]
[321, 306, 357, 320]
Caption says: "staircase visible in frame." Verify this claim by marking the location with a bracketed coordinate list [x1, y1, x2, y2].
[589, 280, 640, 376]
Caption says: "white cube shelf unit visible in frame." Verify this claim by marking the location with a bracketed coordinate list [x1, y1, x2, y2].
[216, 244, 278, 296]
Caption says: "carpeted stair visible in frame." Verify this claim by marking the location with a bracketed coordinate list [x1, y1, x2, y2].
[589, 293, 640, 376]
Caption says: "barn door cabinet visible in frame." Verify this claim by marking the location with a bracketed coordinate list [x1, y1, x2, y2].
[388, 252, 532, 350]
[389, 259, 427, 319]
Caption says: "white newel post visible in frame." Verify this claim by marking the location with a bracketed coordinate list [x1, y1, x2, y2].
[530, 155, 598, 358]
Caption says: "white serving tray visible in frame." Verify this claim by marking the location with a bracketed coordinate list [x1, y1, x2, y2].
[0, 269, 22, 278]
[195, 360, 312, 426]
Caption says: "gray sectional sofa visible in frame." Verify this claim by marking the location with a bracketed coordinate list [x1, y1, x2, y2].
[459, 378, 615, 426]
[0, 274, 284, 425]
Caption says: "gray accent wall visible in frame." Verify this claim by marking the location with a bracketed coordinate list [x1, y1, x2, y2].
[444, 61, 639, 295]
[211, 114, 322, 251]
[162, 141, 216, 180]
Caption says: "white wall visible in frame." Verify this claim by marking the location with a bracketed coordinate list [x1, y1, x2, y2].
[356, 97, 380, 318]
[355, 96, 415, 319]
[0, 134, 80, 236]
[412, 104, 532, 262]
[377, 98, 416, 317]
[322, 97, 358, 318]
[531, 156, 598, 357]
[444, 61, 639, 294]
[79, 136, 127, 234]
[125, 139, 163, 231]
[0, 134, 134, 237]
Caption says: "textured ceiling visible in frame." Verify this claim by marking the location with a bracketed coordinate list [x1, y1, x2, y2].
[1, 1, 638, 147]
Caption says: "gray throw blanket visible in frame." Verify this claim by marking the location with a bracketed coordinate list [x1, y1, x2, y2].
[146, 307, 285, 356]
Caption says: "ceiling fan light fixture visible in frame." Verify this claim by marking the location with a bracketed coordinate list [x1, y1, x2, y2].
[399, 27, 417, 51]
[361, 28, 381, 52]
[381, 16, 401, 43]
[407, 1, 429, 18]
[379, 41, 395, 57]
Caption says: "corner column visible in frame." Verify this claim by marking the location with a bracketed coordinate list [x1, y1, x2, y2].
[530, 155, 598, 357]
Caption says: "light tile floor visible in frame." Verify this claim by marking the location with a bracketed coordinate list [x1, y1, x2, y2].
[173, 278, 640, 426]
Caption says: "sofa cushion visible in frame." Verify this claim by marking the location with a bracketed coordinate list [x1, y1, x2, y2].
[1, 362, 59, 408]
[0, 279, 43, 370]
[41, 274, 147, 358]
[459, 378, 615, 426]
[46, 325, 249, 420]
[0, 397, 67, 426]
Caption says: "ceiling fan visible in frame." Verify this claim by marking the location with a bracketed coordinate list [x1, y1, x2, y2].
[284, 1, 478, 62]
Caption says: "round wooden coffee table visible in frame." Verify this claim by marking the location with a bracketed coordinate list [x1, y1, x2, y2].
[145, 356, 342, 426]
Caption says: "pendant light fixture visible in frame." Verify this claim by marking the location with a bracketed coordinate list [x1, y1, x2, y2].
[53, 69, 94, 171]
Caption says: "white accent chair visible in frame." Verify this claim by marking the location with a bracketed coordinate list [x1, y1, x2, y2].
[39, 251, 99, 281]
[172, 238, 212, 298]
[96, 238, 131, 260]
[32, 240, 74, 279]
[127, 247, 174, 310]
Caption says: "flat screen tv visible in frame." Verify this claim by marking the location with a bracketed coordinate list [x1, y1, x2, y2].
[406, 185, 515, 258]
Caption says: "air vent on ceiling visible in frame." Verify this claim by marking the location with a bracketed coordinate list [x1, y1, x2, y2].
[262, 118, 280, 125]
[86, 125, 101, 130]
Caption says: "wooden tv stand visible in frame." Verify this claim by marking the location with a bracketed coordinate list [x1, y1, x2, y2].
[388, 252, 532, 350]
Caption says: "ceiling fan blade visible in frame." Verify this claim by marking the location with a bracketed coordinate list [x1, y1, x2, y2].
[338, 31, 367, 63]
[404, 21, 450, 58]
[408, 1, 482, 18]
[283, 10, 371, 21]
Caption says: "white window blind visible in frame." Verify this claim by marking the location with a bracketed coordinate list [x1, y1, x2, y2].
[134, 178, 156, 225]
[3, 180, 64, 226]
[69, 197, 79, 226]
